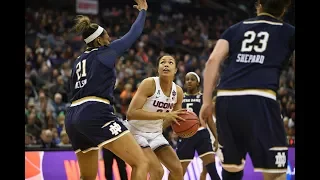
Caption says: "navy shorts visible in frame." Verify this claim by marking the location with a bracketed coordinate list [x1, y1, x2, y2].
[65, 101, 129, 153]
[216, 95, 288, 172]
[176, 128, 214, 161]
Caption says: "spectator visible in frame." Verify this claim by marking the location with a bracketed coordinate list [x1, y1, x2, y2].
[51, 127, 61, 144]
[25, 133, 37, 145]
[38, 129, 57, 148]
[120, 83, 135, 114]
[25, 111, 42, 139]
[58, 131, 71, 145]
[56, 113, 65, 135]
[52, 93, 67, 115]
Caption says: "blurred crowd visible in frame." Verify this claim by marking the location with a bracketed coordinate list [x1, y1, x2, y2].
[25, 5, 295, 149]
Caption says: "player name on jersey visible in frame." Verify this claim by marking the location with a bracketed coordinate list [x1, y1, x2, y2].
[236, 54, 265, 64]
[75, 79, 87, 89]
[182, 98, 201, 103]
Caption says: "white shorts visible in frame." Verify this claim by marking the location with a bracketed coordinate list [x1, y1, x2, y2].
[125, 121, 169, 151]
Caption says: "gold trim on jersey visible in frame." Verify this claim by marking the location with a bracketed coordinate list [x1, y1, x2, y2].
[179, 159, 194, 162]
[217, 89, 276, 101]
[243, 20, 283, 26]
[184, 92, 202, 96]
[254, 168, 287, 173]
[70, 96, 110, 107]
[258, 12, 277, 19]
[74, 130, 130, 154]
[198, 151, 215, 158]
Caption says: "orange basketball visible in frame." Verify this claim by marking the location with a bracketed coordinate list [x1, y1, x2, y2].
[171, 111, 200, 138]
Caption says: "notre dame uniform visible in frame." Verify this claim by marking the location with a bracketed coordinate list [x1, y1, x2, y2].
[65, 46, 130, 154]
[65, 10, 146, 154]
[216, 14, 294, 172]
[176, 93, 215, 161]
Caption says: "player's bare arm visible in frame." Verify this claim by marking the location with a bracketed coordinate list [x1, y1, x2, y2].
[127, 78, 187, 124]
[127, 78, 159, 120]
[207, 116, 219, 151]
[200, 39, 229, 122]
[206, 102, 219, 151]
[107, 0, 147, 57]
[163, 85, 184, 129]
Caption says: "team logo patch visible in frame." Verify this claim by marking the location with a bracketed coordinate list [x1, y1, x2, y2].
[172, 90, 176, 96]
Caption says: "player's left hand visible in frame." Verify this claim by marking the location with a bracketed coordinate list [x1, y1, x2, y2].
[133, 0, 148, 11]
[199, 103, 213, 125]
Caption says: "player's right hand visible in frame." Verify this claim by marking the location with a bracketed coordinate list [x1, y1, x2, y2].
[162, 109, 188, 125]
[199, 103, 213, 125]
[133, 0, 148, 11]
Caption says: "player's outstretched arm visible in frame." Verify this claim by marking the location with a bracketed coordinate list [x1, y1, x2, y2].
[163, 85, 184, 129]
[109, 0, 148, 55]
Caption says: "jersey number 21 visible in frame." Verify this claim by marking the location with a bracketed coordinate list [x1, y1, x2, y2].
[76, 59, 87, 80]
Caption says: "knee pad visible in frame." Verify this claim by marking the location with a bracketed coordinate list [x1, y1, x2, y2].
[222, 169, 243, 180]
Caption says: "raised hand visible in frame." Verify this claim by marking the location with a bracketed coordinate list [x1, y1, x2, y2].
[133, 0, 148, 11]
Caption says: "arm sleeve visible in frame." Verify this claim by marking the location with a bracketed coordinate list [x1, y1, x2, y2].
[109, 10, 147, 55]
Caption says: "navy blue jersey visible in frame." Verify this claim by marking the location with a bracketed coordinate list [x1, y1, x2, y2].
[217, 15, 295, 92]
[68, 10, 146, 104]
[182, 93, 202, 117]
[69, 46, 118, 103]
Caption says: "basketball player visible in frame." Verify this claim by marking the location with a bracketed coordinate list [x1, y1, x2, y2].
[126, 55, 186, 180]
[199, 0, 294, 180]
[176, 72, 220, 180]
[65, 1, 149, 180]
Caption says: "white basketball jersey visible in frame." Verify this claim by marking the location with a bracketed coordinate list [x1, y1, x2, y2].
[128, 77, 178, 132]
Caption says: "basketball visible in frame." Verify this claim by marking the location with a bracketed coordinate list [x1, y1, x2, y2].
[171, 111, 200, 138]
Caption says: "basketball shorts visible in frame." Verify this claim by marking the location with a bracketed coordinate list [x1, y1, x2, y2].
[176, 128, 214, 162]
[126, 122, 169, 151]
[65, 101, 129, 154]
[216, 94, 288, 173]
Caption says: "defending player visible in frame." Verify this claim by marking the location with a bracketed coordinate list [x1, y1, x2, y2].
[176, 72, 220, 180]
[199, 0, 294, 180]
[65, 1, 149, 180]
[126, 55, 186, 180]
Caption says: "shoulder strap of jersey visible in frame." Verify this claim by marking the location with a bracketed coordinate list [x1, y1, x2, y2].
[171, 82, 177, 94]
[171, 82, 178, 101]
[152, 77, 161, 95]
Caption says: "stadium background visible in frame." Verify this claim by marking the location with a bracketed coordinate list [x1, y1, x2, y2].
[25, 0, 295, 179]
